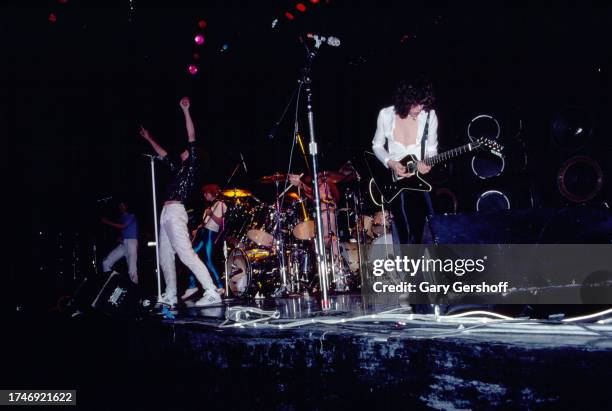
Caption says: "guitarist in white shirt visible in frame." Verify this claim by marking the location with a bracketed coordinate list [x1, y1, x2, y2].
[371, 79, 438, 244]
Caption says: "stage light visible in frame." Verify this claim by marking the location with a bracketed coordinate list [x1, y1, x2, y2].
[58, 0, 68, 4]
[309, 0, 320, 3]
[296, 3, 307, 12]
[193, 52, 200, 60]
[194, 34, 205, 45]
[198, 19, 207, 29]
[188, 64, 198, 75]
[48, 13, 57, 23]
[285, 11, 295, 20]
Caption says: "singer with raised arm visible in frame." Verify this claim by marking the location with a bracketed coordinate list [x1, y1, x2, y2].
[139, 97, 221, 308]
[371, 79, 438, 244]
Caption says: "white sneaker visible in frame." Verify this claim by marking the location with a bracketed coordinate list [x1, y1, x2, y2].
[156, 293, 177, 308]
[181, 287, 199, 301]
[195, 290, 222, 307]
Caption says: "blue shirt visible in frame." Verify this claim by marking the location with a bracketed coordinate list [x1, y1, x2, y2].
[121, 212, 138, 239]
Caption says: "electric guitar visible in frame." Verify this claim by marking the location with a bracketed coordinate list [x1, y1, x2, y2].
[364, 137, 503, 205]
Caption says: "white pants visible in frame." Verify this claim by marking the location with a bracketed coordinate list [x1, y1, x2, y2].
[102, 238, 138, 283]
[159, 203, 215, 298]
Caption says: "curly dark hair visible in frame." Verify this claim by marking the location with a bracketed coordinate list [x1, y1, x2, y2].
[392, 79, 435, 119]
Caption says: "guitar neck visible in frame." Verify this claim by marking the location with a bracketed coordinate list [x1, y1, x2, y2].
[423, 143, 475, 166]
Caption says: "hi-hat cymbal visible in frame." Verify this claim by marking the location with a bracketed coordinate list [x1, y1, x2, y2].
[259, 173, 286, 183]
[221, 188, 252, 198]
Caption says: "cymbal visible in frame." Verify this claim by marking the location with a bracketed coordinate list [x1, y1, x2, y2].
[286, 192, 301, 202]
[259, 173, 286, 184]
[300, 171, 345, 185]
[221, 188, 252, 198]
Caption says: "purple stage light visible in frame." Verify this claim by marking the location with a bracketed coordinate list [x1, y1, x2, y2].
[188, 64, 198, 75]
[194, 34, 205, 45]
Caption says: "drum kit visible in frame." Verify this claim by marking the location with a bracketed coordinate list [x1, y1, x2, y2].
[216, 164, 395, 300]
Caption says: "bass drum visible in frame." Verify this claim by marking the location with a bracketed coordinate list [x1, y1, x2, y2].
[224, 247, 281, 298]
[225, 248, 252, 298]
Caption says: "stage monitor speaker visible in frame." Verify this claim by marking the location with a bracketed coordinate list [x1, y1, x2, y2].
[69, 271, 140, 316]
[423, 206, 612, 244]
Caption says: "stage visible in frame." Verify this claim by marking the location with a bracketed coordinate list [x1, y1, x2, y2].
[7, 294, 611, 410]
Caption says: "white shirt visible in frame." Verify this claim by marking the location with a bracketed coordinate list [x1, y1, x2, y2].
[372, 106, 438, 168]
[203, 201, 227, 232]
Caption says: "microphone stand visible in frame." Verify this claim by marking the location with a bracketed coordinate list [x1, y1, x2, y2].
[143, 154, 162, 302]
[301, 45, 330, 309]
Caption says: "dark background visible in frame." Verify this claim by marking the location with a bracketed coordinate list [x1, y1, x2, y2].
[3, 1, 611, 309]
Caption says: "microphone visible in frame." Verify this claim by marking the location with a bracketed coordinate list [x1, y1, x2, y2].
[306, 32, 341, 48]
[240, 152, 248, 173]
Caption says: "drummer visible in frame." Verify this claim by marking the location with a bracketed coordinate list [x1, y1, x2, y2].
[288, 172, 341, 257]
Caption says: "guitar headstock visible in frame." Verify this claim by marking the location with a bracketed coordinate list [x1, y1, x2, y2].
[474, 137, 504, 157]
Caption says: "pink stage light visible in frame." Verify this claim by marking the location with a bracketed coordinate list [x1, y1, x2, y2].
[296, 3, 307, 12]
[194, 34, 205, 45]
[48, 13, 57, 23]
[188, 64, 198, 75]
[284, 11, 295, 20]
[309, 0, 320, 3]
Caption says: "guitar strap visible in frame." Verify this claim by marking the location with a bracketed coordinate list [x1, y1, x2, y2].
[420, 111, 431, 161]
[420, 112, 435, 221]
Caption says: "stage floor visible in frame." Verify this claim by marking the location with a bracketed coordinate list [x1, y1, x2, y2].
[133, 294, 612, 409]
[5, 294, 612, 410]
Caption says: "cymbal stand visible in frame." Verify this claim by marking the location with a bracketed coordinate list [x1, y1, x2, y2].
[301, 48, 330, 308]
[273, 178, 289, 295]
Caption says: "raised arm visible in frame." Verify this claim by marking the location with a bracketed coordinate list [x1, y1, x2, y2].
[180, 97, 196, 142]
[139, 125, 168, 158]
[101, 217, 127, 230]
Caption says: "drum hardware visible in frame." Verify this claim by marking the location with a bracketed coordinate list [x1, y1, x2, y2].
[217, 158, 371, 299]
